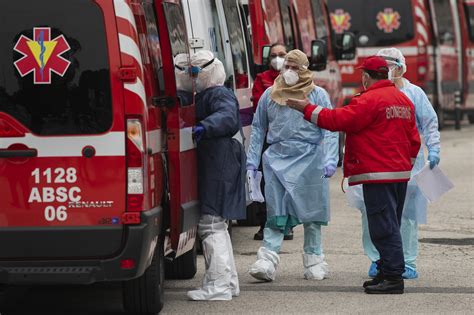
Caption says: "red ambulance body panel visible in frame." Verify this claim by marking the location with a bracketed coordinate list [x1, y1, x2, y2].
[328, 0, 436, 103]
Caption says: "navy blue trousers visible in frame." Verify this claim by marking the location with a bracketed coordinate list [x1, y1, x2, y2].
[363, 182, 407, 279]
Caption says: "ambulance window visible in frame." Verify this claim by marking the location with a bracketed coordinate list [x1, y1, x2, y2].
[433, 0, 455, 45]
[163, 3, 193, 106]
[279, 0, 296, 50]
[222, 0, 249, 89]
[0, 0, 112, 135]
[143, 2, 165, 95]
[311, 0, 329, 39]
[464, 4, 474, 42]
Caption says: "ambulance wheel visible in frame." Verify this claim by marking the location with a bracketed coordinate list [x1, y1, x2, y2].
[165, 242, 197, 280]
[123, 238, 165, 315]
[437, 107, 445, 130]
[468, 113, 474, 124]
[237, 203, 261, 226]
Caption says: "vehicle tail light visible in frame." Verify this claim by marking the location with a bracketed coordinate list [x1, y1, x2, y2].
[127, 118, 145, 212]
[120, 259, 136, 270]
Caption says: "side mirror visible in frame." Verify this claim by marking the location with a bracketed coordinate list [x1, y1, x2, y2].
[309, 39, 328, 71]
[261, 45, 271, 67]
[335, 32, 356, 60]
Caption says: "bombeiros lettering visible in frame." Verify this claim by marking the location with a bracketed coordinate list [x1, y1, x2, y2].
[386, 105, 412, 120]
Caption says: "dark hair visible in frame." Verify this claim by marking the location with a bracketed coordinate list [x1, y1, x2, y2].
[365, 70, 388, 80]
[270, 43, 286, 51]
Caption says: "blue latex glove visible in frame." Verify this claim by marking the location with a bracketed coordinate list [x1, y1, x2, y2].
[427, 150, 440, 169]
[192, 124, 205, 142]
[247, 164, 257, 178]
[323, 164, 336, 178]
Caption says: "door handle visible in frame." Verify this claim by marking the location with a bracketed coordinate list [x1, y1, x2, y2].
[0, 149, 37, 158]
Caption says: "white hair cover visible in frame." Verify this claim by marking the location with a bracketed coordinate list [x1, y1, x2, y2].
[376, 47, 407, 75]
[190, 50, 226, 92]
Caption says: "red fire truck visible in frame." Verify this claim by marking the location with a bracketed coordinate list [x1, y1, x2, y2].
[327, 0, 436, 105]
[0, 0, 199, 313]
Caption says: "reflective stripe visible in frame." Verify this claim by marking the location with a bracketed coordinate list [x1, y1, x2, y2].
[113, 0, 137, 33]
[180, 127, 196, 152]
[310, 106, 323, 124]
[1, 132, 125, 157]
[357, 47, 418, 57]
[147, 129, 162, 154]
[349, 171, 411, 184]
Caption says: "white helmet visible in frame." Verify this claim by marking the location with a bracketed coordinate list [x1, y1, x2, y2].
[190, 50, 226, 92]
[376, 47, 407, 75]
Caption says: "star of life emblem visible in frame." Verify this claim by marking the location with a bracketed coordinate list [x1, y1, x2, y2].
[14, 27, 71, 84]
[376, 8, 401, 33]
[330, 9, 352, 34]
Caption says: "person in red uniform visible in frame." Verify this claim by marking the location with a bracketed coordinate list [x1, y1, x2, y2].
[287, 56, 421, 294]
[251, 44, 293, 241]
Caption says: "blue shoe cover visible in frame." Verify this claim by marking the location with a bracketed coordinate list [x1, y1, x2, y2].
[368, 261, 378, 278]
[402, 266, 418, 279]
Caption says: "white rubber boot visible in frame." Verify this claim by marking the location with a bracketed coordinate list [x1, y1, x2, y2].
[303, 253, 329, 280]
[248, 247, 280, 281]
[225, 232, 240, 297]
[187, 231, 233, 301]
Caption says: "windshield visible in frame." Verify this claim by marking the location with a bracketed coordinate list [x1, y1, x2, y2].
[327, 0, 414, 47]
[0, 0, 112, 135]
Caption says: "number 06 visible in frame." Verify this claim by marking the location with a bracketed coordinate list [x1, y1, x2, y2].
[44, 206, 68, 222]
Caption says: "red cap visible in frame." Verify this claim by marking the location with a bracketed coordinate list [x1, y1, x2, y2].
[356, 56, 389, 73]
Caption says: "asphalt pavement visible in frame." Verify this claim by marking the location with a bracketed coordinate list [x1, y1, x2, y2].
[2, 122, 473, 314]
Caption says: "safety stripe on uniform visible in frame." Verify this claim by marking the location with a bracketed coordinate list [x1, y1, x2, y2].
[357, 47, 418, 57]
[349, 171, 412, 184]
[180, 127, 196, 152]
[1, 132, 125, 157]
[147, 129, 162, 154]
[310, 106, 323, 125]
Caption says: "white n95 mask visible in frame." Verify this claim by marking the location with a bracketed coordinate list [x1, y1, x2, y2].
[271, 57, 285, 71]
[283, 70, 299, 86]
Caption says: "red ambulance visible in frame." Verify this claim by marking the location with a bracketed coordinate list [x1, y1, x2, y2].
[327, 0, 436, 105]
[429, 0, 474, 128]
[0, 0, 199, 313]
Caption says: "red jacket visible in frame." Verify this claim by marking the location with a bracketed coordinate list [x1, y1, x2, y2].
[303, 80, 421, 186]
[252, 69, 280, 111]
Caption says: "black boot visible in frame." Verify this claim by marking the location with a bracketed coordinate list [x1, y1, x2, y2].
[365, 279, 404, 294]
[253, 227, 264, 240]
[283, 228, 294, 240]
[363, 273, 383, 288]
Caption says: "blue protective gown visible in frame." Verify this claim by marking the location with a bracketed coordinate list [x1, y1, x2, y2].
[349, 79, 440, 269]
[247, 86, 339, 232]
[196, 86, 246, 220]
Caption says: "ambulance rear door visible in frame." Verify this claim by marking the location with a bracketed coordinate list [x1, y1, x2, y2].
[0, 0, 126, 259]
[156, 0, 199, 257]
